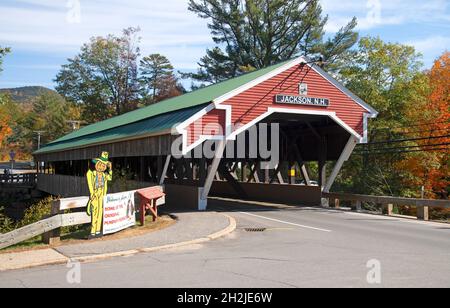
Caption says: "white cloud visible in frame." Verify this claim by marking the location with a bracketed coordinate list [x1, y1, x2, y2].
[1, 0, 449, 88]
[321, 0, 450, 32]
[407, 35, 450, 55]
[0, 0, 212, 65]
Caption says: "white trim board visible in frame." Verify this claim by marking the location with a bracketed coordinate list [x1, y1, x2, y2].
[175, 55, 375, 154]
[178, 107, 363, 156]
[228, 107, 363, 142]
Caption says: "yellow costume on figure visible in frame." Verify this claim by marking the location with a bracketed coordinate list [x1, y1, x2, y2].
[86, 152, 112, 239]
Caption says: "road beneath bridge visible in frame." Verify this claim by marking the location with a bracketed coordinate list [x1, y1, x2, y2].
[1, 199, 450, 288]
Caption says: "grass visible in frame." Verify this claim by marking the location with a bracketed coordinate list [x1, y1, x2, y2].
[0, 214, 176, 254]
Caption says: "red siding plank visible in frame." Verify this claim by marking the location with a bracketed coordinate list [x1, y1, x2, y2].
[187, 64, 367, 146]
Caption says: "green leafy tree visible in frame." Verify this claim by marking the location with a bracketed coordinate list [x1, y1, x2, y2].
[339, 37, 424, 126]
[335, 37, 427, 197]
[185, 0, 358, 83]
[22, 92, 81, 148]
[55, 27, 141, 123]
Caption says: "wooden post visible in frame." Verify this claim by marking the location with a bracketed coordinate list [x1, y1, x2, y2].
[140, 199, 146, 226]
[352, 200, 362, 212]
[387, 204, 393, 216]
[382, 203, 394, 216]
[417, 206, 429, 221]
[42, 200, 61, 245]
[265, 168, 270, 184]
[321, 196, 330, 208]
[334, 198, 340, 209]
[289, 164, 296, 185]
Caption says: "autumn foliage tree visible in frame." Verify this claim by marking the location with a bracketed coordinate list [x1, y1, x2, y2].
[397, 52, 450, 199]
[0, 104, 12, 151]
[0, 47, 13, 160]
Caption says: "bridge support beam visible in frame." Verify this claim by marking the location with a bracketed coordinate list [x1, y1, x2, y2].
[199, 140, 226, 211]
[322, 136, 358, 207]
[323, 136, 358, 193]
[158, 155, 171, 185]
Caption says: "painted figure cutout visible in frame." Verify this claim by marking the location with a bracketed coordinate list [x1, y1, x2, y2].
[86, 152, 112, 239]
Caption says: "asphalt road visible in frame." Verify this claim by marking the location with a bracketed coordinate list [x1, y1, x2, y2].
[1, 199, 450, 288]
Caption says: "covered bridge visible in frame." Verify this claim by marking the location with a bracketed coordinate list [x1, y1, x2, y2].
[34, 56, 378, 210]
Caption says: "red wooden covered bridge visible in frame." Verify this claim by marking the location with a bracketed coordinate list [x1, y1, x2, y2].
[34, 56, 378, 210]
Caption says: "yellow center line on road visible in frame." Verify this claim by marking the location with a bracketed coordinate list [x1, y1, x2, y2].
[238, 212, 332, 233]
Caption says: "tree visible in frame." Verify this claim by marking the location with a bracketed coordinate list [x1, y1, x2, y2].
[140, 54, 174, 101]
[396, 52, 450, 199]
[335, 37, 427, 197]
[185, 0, 358, 83]
[340, 37, 424, 126]
[0, 104, 12, 149]
[0, 46, 10, 75]
[0, 94, 24, 161]
[152, 75, 184, 104]
[55, 27, 141, 123]
[25, 92, 81, 146]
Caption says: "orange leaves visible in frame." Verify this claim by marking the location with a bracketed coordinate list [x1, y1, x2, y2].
[426, 52, 450, 195]
[428, 52, 450, 132]
[399, 52, 450, 198]
[0, 105, 12, 147]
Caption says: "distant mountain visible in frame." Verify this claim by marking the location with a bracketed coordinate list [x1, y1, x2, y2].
[0, 86, 57, 103]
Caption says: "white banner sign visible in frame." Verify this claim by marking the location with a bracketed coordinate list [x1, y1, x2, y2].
[103, 191, 136, 235]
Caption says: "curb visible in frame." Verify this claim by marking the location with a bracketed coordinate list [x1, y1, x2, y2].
[1, 213, 237, 271]
[0, 257, 70, 272]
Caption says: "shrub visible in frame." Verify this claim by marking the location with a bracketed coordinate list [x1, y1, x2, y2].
[19, 196, 56, 228]
[0, 207, 16, 234]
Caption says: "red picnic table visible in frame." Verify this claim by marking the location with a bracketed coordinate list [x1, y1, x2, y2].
[136, 187, 166, 226]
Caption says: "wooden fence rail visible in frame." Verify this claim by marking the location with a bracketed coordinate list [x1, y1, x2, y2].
[322, 192, 450, 221]
[0, 187, 164, 250]
[0, 211, 90, 250]
[0, 197, 92, 250]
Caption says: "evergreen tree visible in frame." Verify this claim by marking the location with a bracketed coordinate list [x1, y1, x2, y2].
[185, 0, 358, 83]
[140, 54, 177, 103]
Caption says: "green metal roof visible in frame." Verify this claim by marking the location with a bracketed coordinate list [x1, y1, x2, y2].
[34, 104, 208, 154]
[34, 59, 291, 155]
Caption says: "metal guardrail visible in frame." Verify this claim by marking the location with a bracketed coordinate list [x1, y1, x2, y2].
[323, 192, 450, 221]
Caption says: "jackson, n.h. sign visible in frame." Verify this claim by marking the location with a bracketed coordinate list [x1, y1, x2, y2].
[275, 94, 330, 107]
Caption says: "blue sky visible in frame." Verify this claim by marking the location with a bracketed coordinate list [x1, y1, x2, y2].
[0, 0, 449, 89]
